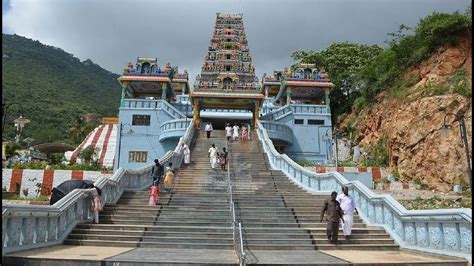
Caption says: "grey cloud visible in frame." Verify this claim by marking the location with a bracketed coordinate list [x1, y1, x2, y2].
[3, 0, 469, 85]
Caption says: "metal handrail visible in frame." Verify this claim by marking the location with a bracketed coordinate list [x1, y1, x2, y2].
[226, 141, 246, 265]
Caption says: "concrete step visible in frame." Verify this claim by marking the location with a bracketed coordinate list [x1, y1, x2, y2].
[67, 234, 233, 244]
[64, 239, 234, 249]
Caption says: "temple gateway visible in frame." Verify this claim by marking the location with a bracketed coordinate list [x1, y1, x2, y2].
[114, 13, 334, 170]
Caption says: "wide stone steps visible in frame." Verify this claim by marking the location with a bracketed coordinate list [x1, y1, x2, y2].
[62, 129, 405, 260]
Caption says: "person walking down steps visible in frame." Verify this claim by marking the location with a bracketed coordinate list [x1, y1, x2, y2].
[148, 181, 159, 206]
[85, 184, 103, 224]
[208, 143, 218, 170]
[205, 121, 213, 138]
[225, 123, 232, 141]
[219, 147, 228, 171]
[337, 186, 358, 240]
[182, 143, 191, 165]
[320, 191, 344, 245]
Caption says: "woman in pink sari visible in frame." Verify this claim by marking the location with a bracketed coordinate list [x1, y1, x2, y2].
[148, 182, 159, 206]
[241, 124, 250, 140]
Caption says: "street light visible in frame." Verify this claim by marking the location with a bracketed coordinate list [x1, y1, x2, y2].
[440, 112, 471, 190]
[2, 101, 29, 141]
[14, 115, 31, 143]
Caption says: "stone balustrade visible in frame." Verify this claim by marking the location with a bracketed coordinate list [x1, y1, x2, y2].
[159, 119, 192, 142]
[122, 99, 186, 119]
[2, 123, 195, 255]
[259, 121, 293, 144]
[256, 121, 471, 262]
[260, 104, 330, 121]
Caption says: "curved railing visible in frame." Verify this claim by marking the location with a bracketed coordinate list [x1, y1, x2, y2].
[159, 119, 191, 142]
[260, 105, 291, 121]
[256, 121, 472, 262]
[2, 123, 195, 255]
[259, 121, 293, 144]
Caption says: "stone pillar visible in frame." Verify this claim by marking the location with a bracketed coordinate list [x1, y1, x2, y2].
[120, 81, 129, 107]
[253, 101, 260, 129]
[286, 87, 292, 104]
[193, 102, 201, 128]
[162, 84, 168, 101]
[324, 88, 330, 111]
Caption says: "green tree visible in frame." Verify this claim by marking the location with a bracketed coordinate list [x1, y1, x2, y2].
[291, 42, 383, 121]
[78, 145, 98, 165]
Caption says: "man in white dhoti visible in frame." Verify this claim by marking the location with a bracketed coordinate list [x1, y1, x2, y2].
[232, 124, 239, 141]
[208, 144, 218, 170]
[225, 123, 232, 141]
[336, 186, 358, 240]
[182, 143, 191, 164]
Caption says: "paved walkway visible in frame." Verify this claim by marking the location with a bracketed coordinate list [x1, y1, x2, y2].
[4, 246, 467, 265]
[320, 249, 467, 265]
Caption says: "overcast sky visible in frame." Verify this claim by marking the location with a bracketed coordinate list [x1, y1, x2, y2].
[2, 0, 470, 84]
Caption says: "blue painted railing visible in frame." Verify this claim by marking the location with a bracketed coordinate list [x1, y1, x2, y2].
[259, 121, 293, 144]
[159, 119, 191, 142]
[122, 99, 186, 119]
[256, 121, 471, 262]
[2, 123, 195, 255]
[260, 104, 330, 121]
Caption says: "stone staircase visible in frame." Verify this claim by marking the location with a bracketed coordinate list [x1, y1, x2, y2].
[64, 130, 233, 250]
[227, 137, 399, 252]
[59, 129, 470, 265]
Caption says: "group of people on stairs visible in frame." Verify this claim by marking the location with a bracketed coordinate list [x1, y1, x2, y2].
[204, 121, 251, 141]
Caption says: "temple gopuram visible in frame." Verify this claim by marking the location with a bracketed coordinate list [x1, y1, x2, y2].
[190, 13, 264, 128]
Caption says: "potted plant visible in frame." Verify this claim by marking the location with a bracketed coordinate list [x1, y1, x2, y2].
[382, 177, 391, 190]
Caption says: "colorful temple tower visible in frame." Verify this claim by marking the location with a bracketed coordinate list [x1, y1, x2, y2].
[260, 63, 335, 162]
[190, 13, 264, 128]
[113, 57, 190, 170]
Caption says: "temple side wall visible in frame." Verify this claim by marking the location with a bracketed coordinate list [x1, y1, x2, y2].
[113, 104, 181, 171]
[275, 112, 332, 163]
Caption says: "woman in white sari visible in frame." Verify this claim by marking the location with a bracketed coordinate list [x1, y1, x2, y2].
[182, 143, 191, 164]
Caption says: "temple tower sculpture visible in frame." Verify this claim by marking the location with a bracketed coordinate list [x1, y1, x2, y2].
[191, 13, 264, 128]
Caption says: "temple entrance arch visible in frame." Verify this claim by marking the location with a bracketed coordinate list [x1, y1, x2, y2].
[190, 92, 264, 130]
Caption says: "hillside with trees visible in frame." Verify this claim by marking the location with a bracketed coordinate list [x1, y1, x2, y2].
[2, 34, 121, 145]
[292, 9, 472, 191]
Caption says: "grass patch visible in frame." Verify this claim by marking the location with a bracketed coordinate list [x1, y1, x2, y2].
[401, 195, 472, 209]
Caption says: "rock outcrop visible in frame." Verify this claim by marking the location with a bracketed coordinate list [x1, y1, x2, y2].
[340, 35, 472, 192]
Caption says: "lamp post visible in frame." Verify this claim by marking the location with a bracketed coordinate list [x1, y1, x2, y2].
[323, 129, 331, 163]
[14, 115, 31, 143]
[441, 113, 471, 190]
[2, 101, 29, 141]
[116, 123, 133, 170]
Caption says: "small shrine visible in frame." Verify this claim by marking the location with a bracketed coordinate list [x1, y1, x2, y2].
[261, 63, 334, 106]
[117, 57, 189, 105]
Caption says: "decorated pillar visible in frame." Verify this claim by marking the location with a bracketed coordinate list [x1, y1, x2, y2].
[253, 101, 260, 129]
[120, 81, 129, 107]
[193, 101, 201, 128]
[324, 88, 330, 112]
[162, 83, 168, 101]
[286, 87, 292, 105]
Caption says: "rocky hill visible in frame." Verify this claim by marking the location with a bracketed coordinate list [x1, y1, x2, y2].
[2, 34, 121, 144]
[340, 35, 472, 192]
